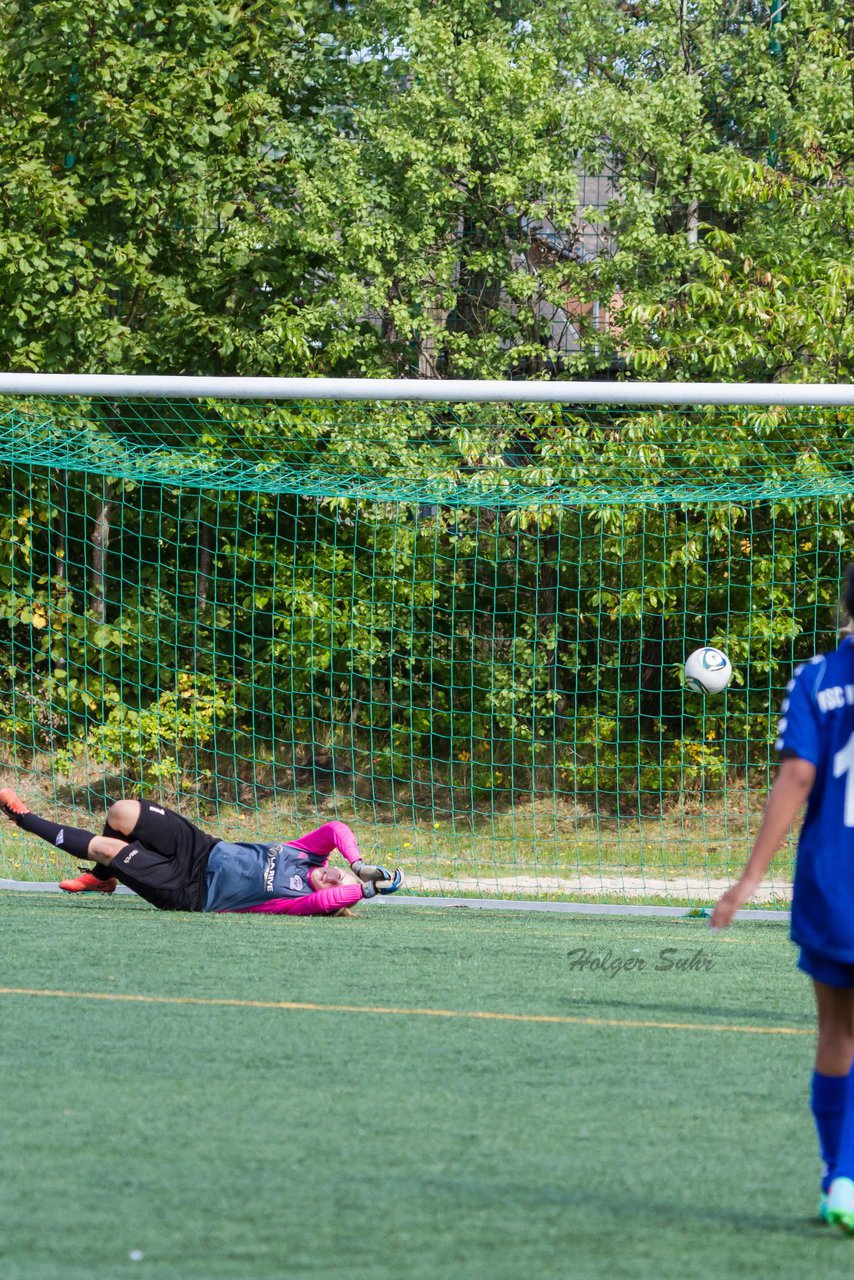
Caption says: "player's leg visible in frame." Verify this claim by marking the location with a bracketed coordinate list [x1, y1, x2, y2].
[0, 785, 135, 893]
[0, 788, 212, 910]
[98, 800, 217, 911]
[104, 798, 142, 839]
[59, 812, 130, 893]
[806, 975, 854, 1230]
[60, 801, 167, 892]
[45, 820, 204, 913]
[61, 797, 217, 895]
[106, 838, 208, 911]
[106, 798, 218, 863]
[0, 787, 102, 862]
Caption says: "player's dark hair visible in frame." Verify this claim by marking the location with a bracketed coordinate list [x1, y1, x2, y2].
[844, 564, 854, 623]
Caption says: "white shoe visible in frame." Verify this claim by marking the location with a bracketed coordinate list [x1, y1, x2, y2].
[826, 1177, 854, 1235]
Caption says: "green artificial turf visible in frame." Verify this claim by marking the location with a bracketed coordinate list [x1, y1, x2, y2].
[0, 892, 845, 1280]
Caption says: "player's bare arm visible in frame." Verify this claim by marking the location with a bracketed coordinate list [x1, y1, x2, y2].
[711, 757, 816, 929]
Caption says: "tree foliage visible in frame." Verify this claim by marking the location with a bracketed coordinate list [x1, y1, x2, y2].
[0, 2, 852, 819]
[0, 0, 850, 379]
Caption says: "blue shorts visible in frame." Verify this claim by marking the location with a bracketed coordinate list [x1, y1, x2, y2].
[798, 946, 854, 989]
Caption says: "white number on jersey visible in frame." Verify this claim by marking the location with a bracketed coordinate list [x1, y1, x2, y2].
[833, 731, 854, 828]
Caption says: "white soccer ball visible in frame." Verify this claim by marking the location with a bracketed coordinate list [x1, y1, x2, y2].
[684, 646, 732, 695]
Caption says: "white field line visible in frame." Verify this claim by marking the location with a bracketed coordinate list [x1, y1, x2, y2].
[1, 874, 792, 905]
[406, 873, 792, 903]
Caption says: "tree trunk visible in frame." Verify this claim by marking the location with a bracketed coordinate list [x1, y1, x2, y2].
[52, 470, 68, 671]
[196, 501, 212, 616]
[90, 477, 114, 623]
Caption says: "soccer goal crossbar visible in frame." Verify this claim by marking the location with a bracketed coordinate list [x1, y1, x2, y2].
[0, 375, 852, 910]
[0, 373, 850, 406]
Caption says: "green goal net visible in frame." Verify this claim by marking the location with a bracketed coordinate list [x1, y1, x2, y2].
[1, 378, 852, 907]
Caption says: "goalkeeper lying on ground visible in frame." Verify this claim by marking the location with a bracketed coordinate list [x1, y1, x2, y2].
[0, 790, 402, 915]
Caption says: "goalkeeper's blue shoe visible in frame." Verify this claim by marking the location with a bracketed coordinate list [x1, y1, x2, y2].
[826, 1177, 854, 1234]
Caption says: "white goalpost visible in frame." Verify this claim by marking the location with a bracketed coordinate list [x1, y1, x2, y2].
[0, 375, 852, 915]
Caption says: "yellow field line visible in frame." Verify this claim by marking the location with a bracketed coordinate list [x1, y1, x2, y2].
[0, 985, 813, 1036]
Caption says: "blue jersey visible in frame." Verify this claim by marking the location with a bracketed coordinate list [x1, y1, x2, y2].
[203, 841, 316, 913]
[777, 636, 854, 960]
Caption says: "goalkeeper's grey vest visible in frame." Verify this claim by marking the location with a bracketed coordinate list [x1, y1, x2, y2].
[203, 841, 315, 912]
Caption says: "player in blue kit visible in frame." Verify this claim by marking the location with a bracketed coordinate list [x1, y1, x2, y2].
[712, 565, 854, 1233]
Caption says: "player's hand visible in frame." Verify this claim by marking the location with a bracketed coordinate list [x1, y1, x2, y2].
[710, 878, 756, 931]
[352, 859, 393, 884]
[376, 867, 402, 895]
[362, 868, 403, 897]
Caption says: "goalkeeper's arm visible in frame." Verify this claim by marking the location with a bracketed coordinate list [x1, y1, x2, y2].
[225, 870, 402, 915]
[283, 820, 399, 887]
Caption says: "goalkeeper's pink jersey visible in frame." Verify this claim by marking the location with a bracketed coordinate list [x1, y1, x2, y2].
[222, 820, 366, 916]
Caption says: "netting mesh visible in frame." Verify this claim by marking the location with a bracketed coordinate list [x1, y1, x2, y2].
[1, 392, 852, 904]
[3, 394, 853, 503]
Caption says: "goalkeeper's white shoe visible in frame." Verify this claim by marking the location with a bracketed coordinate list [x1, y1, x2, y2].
[826, 1177, 854, 1234]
